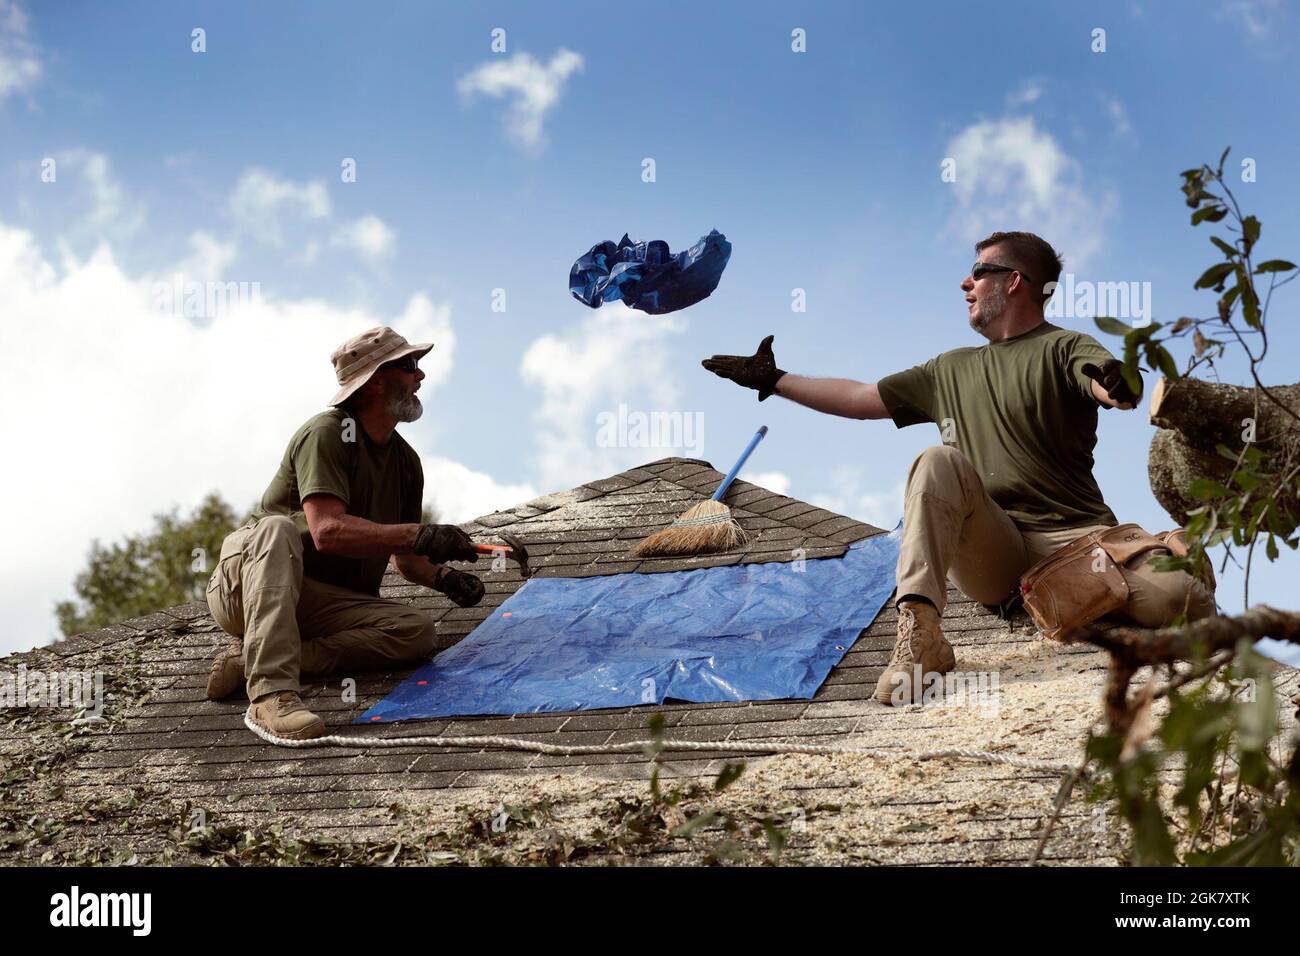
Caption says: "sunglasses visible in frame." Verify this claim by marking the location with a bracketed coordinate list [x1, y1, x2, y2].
[380, 355, 420, 374]
[971, 261, 1029, 285]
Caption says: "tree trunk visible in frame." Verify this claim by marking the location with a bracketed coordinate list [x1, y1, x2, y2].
[1146, 376, 1300, 526]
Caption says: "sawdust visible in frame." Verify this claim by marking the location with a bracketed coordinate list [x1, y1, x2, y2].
[384, 634, 1127, 864]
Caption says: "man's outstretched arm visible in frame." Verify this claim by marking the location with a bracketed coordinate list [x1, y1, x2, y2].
[771, 374, 891, 420]
[702, 334, 892, 420]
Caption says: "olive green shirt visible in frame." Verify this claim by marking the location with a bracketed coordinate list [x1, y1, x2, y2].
[876, 321, 1120, 532]
[253, 408, 423, 595]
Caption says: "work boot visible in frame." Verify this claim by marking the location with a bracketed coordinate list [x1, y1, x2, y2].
[205, 638, 245, 701]
[873, 600, 956, 706]
[248, 691, 326, 740]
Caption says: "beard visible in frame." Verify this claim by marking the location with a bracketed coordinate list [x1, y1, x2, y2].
[969, 286, 1008, 333]
[388, 392, 423, 423]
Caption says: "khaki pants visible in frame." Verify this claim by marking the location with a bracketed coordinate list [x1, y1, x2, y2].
[206, 516, 438, 701]
[895, 445, 1217, 625]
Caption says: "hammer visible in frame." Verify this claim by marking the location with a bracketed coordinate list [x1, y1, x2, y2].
[473, 531, 532, 578]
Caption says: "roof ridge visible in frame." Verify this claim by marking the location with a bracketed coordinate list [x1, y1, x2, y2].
[2, 600, 206, 664]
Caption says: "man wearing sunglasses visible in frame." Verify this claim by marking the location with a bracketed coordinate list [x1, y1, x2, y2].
[204, 326, 485, 739]
[703, 230, 1215, 706]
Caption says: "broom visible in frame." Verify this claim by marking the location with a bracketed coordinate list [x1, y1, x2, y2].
[632, 426, 769, 557]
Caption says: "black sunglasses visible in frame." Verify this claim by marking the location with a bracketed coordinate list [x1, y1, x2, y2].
[381, 355, 420, 373]
[971, 261, 1029, 285]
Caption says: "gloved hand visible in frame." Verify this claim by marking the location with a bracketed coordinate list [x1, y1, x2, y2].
[701, 334, 787, 401]
[435, 567, 485, 607]
[1082, 358, 1143, 406]
[413, 524, 479, 564]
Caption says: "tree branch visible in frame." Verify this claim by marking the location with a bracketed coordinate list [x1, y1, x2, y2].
[1060, 606, 1300, 663]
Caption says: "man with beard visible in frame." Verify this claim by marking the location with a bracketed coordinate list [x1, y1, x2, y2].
[702, 231, 1215, 706]
[204, 326, 484, 739]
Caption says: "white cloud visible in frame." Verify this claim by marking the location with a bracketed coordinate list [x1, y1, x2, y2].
[0, 220, 465, 655]
[175, 230, 237, 279]
[227, 171, 396, 271]
[1005, 79, 1044, 108]
[46, 150, 143, 243]
[1102, 94, 1132, 137]
[228, 168, 331, 244]
[457, 48, 583, 153]
[944, 116, 1115, 269]
[332, 214, 396, 264]
[419, 457, 538, 524]
[1218, 0, 1284, 41]
[809, 469, 906, 531]
[741, 471, 791, 496]
[520, 305, 686, 490]
[0, 0, 41, 104]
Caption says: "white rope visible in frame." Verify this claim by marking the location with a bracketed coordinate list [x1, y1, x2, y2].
[243, 710, 1074, 774]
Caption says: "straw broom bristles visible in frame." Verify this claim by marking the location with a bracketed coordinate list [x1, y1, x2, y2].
[630, 498, 750, 557]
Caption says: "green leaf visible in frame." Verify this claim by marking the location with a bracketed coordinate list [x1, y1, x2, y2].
[1093, 316, 1132, 337]
[1194, 263, 1235, 290]
[713, 761, 746, 792]
[670, 811, 721, 839]
[1204, 825, 1286, 867]
[1242, 284, 1260, 328]
[1154, 345, 1180, 380]
[1209, 235, 1238, 257]
[1125, 321, 1162, 345]
[1189, 478, 1230, 500]
[761, 820, 789, 863]
[1232, 470, 1261, 493]
[1132, 799, 1177, 866]
[1191, 205, 1228, 225]
[1242, 215, 1261, 253]
[1255, 259, 1297, 273]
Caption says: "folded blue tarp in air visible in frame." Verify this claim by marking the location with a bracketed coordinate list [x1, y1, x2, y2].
[357, 531, 899, 723]
[569, 229, 732, 315]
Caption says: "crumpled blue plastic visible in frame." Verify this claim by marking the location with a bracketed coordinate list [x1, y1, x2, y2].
[569, 229, 732, 315]
[357, 531, 900, 722]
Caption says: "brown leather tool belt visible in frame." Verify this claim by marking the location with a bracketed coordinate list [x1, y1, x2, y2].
[1018, 523, 1168, 639]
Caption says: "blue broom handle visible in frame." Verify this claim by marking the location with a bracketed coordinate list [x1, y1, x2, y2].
[712, 426, 769, 501]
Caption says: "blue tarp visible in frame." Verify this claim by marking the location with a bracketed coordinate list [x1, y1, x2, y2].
[569, 229, 732, 315]
[357, 531, 900, 723]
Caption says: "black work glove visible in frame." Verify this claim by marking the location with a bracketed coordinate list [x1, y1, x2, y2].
[701, 334, 787, 401]
[435, 568, 485, 607]
[1082, 358, 1143, 406]
[413, 524, 479, 565]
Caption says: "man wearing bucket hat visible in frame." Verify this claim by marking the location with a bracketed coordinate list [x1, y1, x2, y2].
[204, 326, 485, 740]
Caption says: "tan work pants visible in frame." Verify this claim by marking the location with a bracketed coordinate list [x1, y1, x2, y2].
[206, 516, 437, 701]
[895, 445, 1217, 625]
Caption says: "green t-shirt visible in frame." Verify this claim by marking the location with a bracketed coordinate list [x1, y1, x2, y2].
[252, 408, 424, 595]
[876, 321, 1120, 532]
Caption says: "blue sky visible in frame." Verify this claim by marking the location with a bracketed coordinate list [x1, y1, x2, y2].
[1, 0, 1298, 660]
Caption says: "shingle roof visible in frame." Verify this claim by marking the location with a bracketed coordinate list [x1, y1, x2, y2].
[8, 456, 1291, 866]
[398, 457, 883, 653]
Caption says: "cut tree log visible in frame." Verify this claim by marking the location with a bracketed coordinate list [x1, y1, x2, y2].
[1146, 376, 1300, 526]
